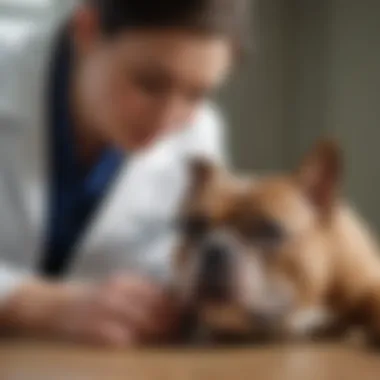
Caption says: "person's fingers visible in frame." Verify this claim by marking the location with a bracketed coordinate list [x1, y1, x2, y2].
[125, 292, 182, 339]
[151, 298, 182, 335]
[113, 293, 178, 339]
[105, 275, 166, 300]
[120, 296, 156, 333]
[109, 276, 171, 317]
[94, 289, 157, 338]
[85, 320, 136, 348]
[98, 275, 181, 340]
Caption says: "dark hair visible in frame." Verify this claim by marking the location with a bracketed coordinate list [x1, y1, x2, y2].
[88, 0, 251, 53]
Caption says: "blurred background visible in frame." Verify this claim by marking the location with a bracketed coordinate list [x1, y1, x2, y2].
[1, 0, 379, 229]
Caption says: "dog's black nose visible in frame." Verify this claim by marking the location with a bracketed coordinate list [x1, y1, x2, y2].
[196, 243, 231, 302]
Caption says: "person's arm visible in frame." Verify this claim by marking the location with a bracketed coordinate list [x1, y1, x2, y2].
[0, 134, 174, 346]
[0, 178, 174, 345]
[0, 278, 79, 334]
[0, 274, 177, 345]
[0, 153, 78, 333]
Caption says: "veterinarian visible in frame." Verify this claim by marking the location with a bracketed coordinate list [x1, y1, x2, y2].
[0, 0, 249, 346]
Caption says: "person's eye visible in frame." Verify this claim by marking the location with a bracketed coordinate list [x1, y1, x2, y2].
[243, 218, 285, 247]
[133, 73, 170, 96]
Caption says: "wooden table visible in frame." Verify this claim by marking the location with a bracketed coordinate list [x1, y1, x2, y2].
[1, 341, 380, 380]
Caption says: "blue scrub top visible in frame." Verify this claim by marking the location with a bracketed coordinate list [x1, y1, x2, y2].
[41, 32, 125, 277]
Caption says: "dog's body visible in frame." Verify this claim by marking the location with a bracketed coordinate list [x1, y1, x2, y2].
[173, 140, 380, 345]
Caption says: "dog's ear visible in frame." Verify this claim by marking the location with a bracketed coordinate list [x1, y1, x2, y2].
[296, 139, 343, 212]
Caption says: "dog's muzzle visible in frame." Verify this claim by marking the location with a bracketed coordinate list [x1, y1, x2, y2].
[195, 240, 233, 303]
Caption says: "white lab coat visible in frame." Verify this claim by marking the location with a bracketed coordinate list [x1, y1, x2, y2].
[0, 23, 226, 302]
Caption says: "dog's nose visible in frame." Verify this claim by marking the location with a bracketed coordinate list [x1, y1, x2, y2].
[196, 243, 231, 302]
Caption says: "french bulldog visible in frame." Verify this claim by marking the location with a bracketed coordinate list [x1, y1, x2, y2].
[172, 139, 380, 346]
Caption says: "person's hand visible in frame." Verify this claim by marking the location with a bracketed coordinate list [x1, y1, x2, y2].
[0, 275, 179, 347]
[59, 275, 180, 346]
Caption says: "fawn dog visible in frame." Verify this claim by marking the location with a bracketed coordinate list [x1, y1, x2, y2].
[173, 140, 380, 345]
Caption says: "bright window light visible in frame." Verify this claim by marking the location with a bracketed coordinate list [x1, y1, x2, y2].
[0, 18, 35, 46]
[0, 0, 51, 7]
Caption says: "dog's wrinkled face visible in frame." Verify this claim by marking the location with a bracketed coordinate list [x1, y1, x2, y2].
[174, 140, 342, 339]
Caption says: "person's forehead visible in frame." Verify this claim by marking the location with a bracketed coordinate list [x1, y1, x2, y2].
[111, 29, 231, 52]
[108, 31, 233, 76]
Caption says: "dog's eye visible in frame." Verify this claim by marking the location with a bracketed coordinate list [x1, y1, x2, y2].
[178, 215, 210, 239]
[247, 218, 284, 246]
